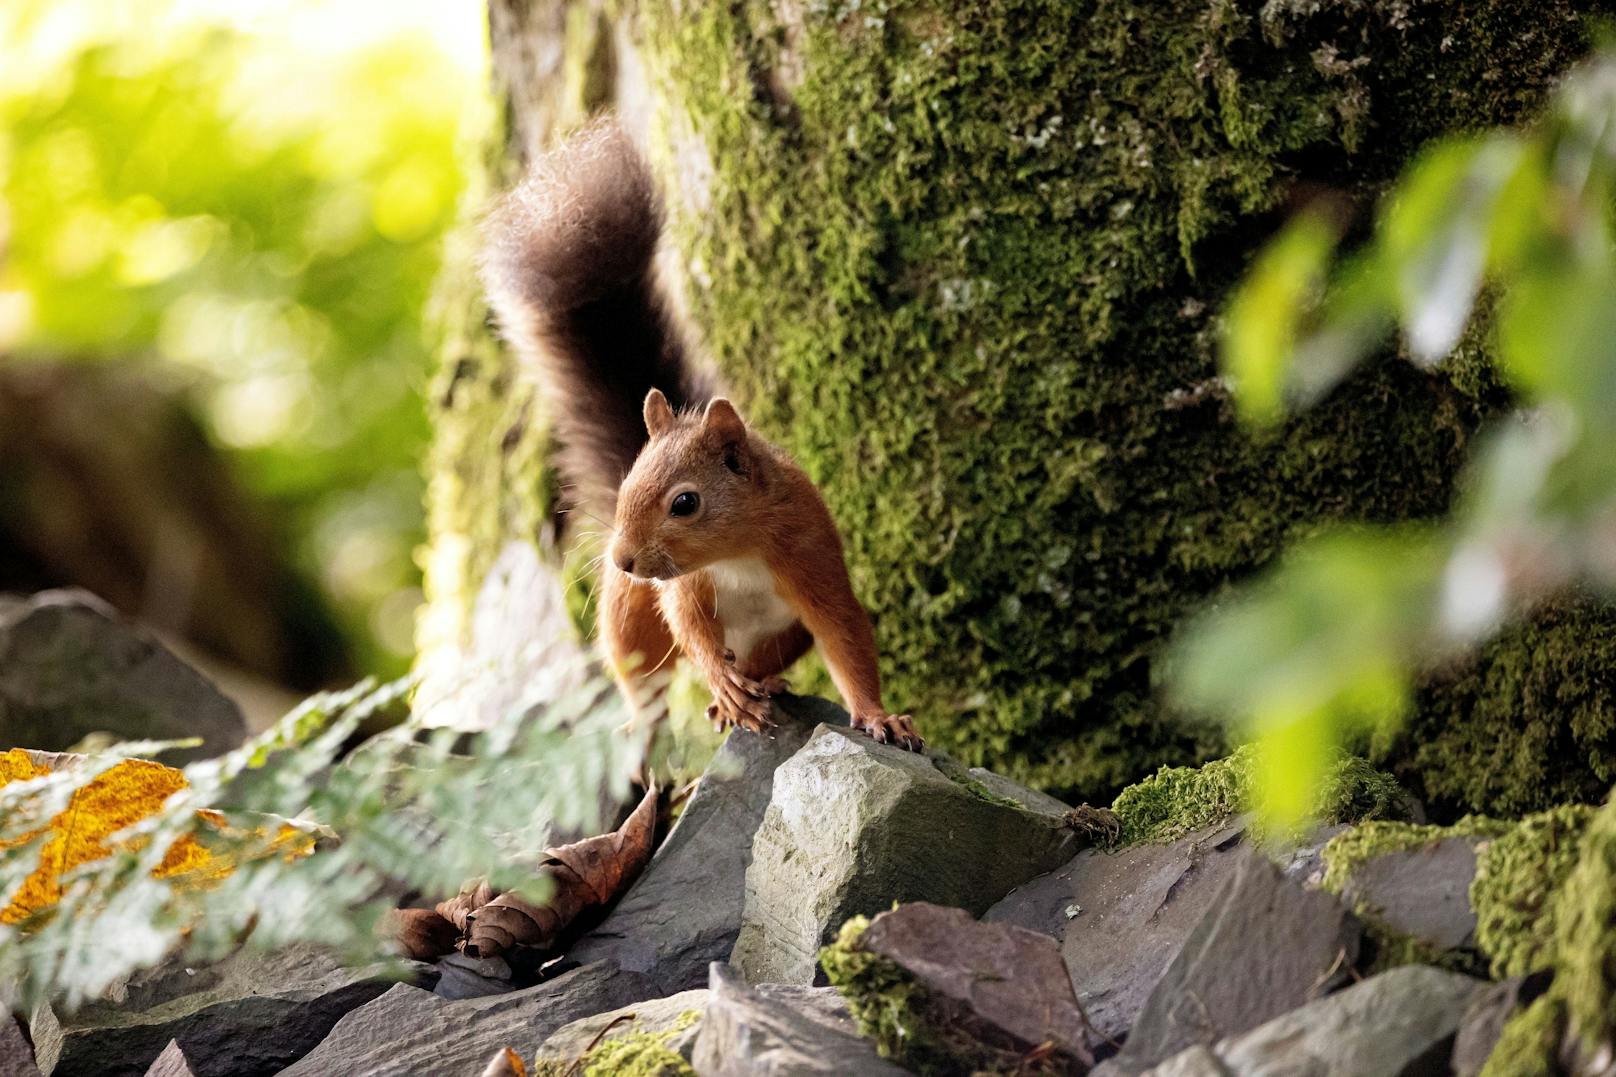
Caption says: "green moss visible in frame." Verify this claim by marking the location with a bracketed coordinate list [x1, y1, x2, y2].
[1472, 804, 1597, 979]
[1552, 793, 1616, 1057]
[628, 0, 1610, 805]
[1480, 994, 1565, 1077]
[1376, 601, 1616, 817]
[819, 916, 934, 1067]
[818, 915, 1081, 1075]
[532, 1011, 702, 1077]
[1109, 745, 1407, 846]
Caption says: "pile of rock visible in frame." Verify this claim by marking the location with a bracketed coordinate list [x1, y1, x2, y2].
[0, 593, 1568, 1074]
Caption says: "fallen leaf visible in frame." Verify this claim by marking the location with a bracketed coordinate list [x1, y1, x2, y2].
[436, 878, 496, 935]
[444, 784, 659, 960]
[383, 907, 460, 961]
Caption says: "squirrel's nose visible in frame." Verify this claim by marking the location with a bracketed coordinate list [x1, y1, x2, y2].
[616, 553, 636, 575]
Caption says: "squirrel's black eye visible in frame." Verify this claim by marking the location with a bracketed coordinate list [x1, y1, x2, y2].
[670, 491, 700, 517]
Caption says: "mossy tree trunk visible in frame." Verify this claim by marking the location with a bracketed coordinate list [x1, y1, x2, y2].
[423, 0, 1616, 808]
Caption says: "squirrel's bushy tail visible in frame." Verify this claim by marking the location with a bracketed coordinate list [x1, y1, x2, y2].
[480, 121, 709, 521]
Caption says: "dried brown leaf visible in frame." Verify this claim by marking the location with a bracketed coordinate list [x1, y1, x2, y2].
[459, 785, 659, 959]
[436, 877, 496, 934]
[382, 907, 459, 961]
[541, 782, 659, 904]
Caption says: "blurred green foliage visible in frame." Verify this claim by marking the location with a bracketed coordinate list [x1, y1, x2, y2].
[0, 3, 486, 674]
[1173, 49, 1616, 830]
[0, 668, 638, 1012]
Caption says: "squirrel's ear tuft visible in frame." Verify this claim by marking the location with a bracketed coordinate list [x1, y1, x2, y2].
[643, 389, 675, 438]
[702, 398, 746, 444]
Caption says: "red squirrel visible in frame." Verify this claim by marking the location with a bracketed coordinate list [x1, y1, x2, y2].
[481, 121, 922, 752]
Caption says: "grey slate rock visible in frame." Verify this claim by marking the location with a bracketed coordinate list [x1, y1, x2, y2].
[1103, 846, 1362, 1074]
[30, 945, 412, 1077]
[1340, 834, 1485, 952]
[569, 695, 840, 992]
[1277, 823, 1348, 885]
[859, 902, 1094, 1066]
[1140, 965, 1486, 1077]
[535, 989, 709, 1069]
[1, 1017, 41, 1077]
[731, 724, 1081, 984]
[0, 590, 245, 763]
[691, 963, 909, 1076]
[279, 960, 658, 1076]
[431, 952, 514, 1000]
[985, 820, 1249, 1042]
[966, 767, 1074, 818]
[141, 1041, 196, 1077]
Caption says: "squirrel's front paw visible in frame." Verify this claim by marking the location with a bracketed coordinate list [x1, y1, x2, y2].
[852, 711, 924, 752]
[706, 666, 775, 734]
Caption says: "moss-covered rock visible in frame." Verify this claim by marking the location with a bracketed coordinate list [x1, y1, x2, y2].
[620, 0, 1614, 802]
[1109, 745, 1408, 845]
[819, 916, 1076, 1076]
[1306, 798, 1612, 1071]
[532, 1010, 701, 1077]
[1318, 818, 1507, 974]
[1312, 806, 1598, 984]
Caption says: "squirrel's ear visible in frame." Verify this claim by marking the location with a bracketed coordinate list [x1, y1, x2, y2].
[643, 389, 675, 438]
[701, 397, 746, 444]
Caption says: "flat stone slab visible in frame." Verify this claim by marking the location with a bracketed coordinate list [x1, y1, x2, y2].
[691, 963, 909, 1076]
[1341, 834, 1484, 952]
[30, 945, 411, 1077]
[279, 961, 657, 1076]
[731, 724, 1080, 984]
[859, 902, 1093, 1066]
[569, 695, 841, 992]
[986, 820, 1248, 1042]
[1102, 846, 1362, 1073]
[0, 590, 246, 763]
[1141, 965, 1486, 1076]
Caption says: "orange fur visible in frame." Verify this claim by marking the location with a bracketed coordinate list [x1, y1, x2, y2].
[605, 393, 922, 750]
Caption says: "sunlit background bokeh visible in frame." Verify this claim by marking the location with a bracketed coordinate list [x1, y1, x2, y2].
[0, 0, 491, 705]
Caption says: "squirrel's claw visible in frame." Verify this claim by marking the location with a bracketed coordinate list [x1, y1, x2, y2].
[853, 712, 924, 752]
[708, 669, 776, 735]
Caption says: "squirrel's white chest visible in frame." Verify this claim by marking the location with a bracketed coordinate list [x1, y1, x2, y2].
[703, 557, 797, 660]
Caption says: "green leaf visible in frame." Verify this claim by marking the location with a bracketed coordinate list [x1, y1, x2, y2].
[1222, 211, 1339, 426]
[1380, 135, 1525, 365]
